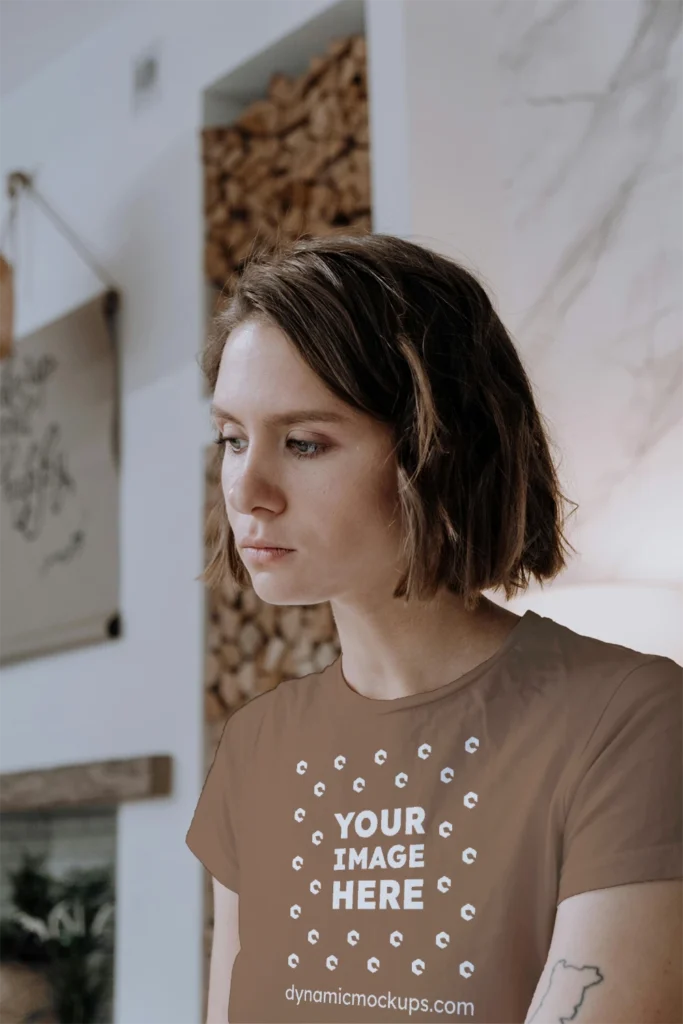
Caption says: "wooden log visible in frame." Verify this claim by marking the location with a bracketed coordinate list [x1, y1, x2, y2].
[205, 688, 226, 721]
[325, 36, 354, 62]
[325, 151, 355, 190]
[312, 60, 341, 99]
[234, 137, 280, 181]
[234, 98, 281, 136]
[257, 602, 278, 634]
[240, 620, 264, 658]
[351, 145, 370, 177]
[256, 670, 281, 694]
[283, 125, 310, 152]
[354, 119, 369, 147]
[299, 54, 330, 97]
[218, 605, 241, 640]
[251, 212, 281, 245]
[237, 660, 257, 697]
[268, 71, 302, 107]
[203, 127, 243, 160]
[262, 635, 287, 673]
[204, 240, 224, 282]
[278, 97, 311, 135]
[280, 178, 310, 208]
[221, 178, 242, 206]
[308, 182, 339, 222]
[290, 137, 346, 180]
[205, 651, 220, 686]
[313, 641, 339, 673]
[232, 233, 258, 265]
[207, 622, 222, 651]
[224, 219, 250, 254]
[350, 34, 367, 65]
[241, 587, 260, 616]
[219, 642, 241, 671]
[218, 670, 241, 709]
[308, 94, 346, 141]
[243, 174, 282, 212]
[207, 202, 230, 229]
[348, 212, 372, 233]
[219, 136, 248, 175]
[204, 178, 222, 214]
[343, 93, 368, 135]
[281, 205, 306, 235]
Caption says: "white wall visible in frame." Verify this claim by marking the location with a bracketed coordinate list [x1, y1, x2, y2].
[373, 0, 681, 661]
[489, 0, 682, 601]
[0, 4, 336, 1022]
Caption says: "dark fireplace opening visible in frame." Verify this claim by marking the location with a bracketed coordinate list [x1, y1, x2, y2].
[0, 806, 116, 1024]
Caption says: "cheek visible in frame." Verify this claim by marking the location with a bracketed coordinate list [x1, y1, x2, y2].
[368, 457, 401, 517]
[220, 451, 244, 496]
[219, 459, 237, 520]
[322, 462, 400, 535]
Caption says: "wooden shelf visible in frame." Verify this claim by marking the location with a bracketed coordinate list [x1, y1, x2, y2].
[0, 754, 172, 813]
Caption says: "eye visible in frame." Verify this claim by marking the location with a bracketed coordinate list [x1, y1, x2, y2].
[288, 439, 329, 460]
[213, 436, 245, 453]
[212, 436, 329, 460]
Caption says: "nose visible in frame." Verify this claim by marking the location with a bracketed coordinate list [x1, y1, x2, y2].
[225, 459, 285, 517]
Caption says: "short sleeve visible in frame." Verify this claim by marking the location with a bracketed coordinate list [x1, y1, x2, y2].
[558, 654, 683, 905]
[186, 712, 242, 893]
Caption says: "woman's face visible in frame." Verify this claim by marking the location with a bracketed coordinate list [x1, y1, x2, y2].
[211, 318, 404, 606]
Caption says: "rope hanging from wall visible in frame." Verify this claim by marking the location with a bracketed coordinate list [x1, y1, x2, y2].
[0, 171, 119, 359]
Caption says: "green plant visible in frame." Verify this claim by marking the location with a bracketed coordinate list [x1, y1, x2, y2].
[0, 851, 115, 1024]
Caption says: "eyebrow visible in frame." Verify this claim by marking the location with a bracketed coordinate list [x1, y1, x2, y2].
[209, 404, 350, 428]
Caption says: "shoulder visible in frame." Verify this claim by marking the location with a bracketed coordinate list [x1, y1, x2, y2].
[520, 614, 681, 802]
[529, 611, 681, 723]
[541, 618, 682, 826]
[222, 660, 336, 749]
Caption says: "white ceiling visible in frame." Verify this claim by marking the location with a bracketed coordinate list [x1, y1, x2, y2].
[0, 0, 132, 98]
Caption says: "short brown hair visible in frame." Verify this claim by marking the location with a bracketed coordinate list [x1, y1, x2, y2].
[199, 233, 577, 611]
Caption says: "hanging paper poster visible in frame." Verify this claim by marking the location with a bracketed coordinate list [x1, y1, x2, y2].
[0, 291, 121, 663]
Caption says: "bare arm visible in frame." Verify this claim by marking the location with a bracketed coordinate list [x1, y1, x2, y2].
[524, 878, 682, 1023]
[206, 877, 240, 1024]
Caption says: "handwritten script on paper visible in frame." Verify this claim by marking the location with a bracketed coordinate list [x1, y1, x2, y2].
[0, 293, 120, 663]
[0, 352, 84, 567]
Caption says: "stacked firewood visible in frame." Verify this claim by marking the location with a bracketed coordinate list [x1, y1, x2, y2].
[202, 33, 371, 287]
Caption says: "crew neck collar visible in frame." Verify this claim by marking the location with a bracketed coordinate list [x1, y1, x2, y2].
[325, 608, 542, 715]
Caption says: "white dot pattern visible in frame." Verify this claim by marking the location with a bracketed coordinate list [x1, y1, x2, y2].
[286, 737, 481, 978]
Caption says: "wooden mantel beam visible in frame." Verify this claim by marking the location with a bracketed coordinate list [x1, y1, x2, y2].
[0, 755, 173, 813]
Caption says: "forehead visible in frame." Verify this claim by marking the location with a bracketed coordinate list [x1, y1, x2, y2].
[213, 319, 351, 424]
[217, 320, 321, 391]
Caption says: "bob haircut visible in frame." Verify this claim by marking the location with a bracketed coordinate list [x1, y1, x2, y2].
[199, 232, 577, 612]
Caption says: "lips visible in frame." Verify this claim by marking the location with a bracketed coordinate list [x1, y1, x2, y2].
[242, 545, 294, 563]
[242, 542, 292, 550]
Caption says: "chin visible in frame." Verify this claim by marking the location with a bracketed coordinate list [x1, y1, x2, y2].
[250, 577, 329, 607]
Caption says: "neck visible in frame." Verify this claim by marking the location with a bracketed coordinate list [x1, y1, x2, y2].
[329, 588, 521, 702]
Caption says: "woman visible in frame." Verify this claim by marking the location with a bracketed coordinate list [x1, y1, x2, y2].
[186, 234, 682, 1024]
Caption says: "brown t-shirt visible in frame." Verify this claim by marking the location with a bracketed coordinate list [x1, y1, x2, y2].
[186, 609, 683, 1023]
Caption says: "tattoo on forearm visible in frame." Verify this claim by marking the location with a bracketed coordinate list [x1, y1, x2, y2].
[527, 959, 604, 1022]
